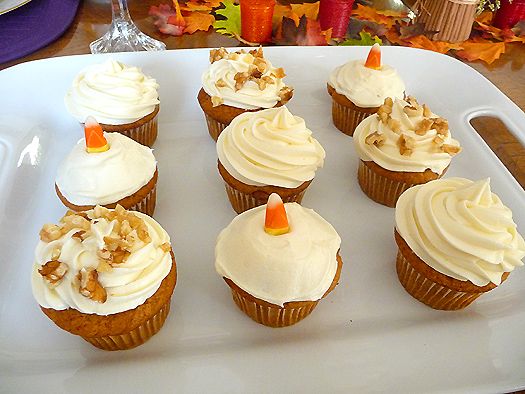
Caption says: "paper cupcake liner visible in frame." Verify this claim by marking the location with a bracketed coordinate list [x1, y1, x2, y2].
[331, 99, 374, 137]
[121, 115, 158, 147]
[129, 184, 157, 216]
[229, 287, 319, 327]
[83, 301, 171, 350]
[204, 114, 228, 141]
[396, 250, 481, 310]
[223, 182, 308, 214]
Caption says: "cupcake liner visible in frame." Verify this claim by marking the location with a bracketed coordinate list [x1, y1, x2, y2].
[230, 286, 319, 327]
[129, 183, 157, 216]
[223, 181, 308, 214]
[395, 250, 481, 310]
[204, 113, 228, 141]
[331, 98, 374, 137]
[83, 301, 171, 350]
[99, 105, 159, 147]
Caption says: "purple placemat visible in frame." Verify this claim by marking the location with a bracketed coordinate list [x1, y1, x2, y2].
[0, 0, 81, 64]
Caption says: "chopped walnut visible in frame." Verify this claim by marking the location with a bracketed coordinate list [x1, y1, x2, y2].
[257, 78, 268, 90]
[78, 268, 107, 303]
[253, 57, 268, 73]
[273, 67, 286, 79]
[423, 104, 432, 117]
[160, 242, 171, 253]
[433, 118, 449, 136]
[39, 224, 62, 242]
[215, 79, 227, 88]
[365, 132, 386, 147]
[278, 86, 293, 102]
[378, 111, 389, 124]
[378, 103, 392, 117]
[228, 52, 239, 61]
[388, 118, 401, 133]
[441, 144, 462, 156]
[234, 72, 249, 91]
[211, 96, 224, 107]
[433, 134, 446, 146]
[72, 230, 86, 241]
[415, 119, 434, 136]
[97, 260, 113, 273]
[209, 47, 228, 63]
[51, 247, 61, 260]
[398, 134, 415, 156]
[249, 46, 264, 58]
[406, 96, 419, 107]
[403, 105, 421, 117]
[384, 97, 394, 107]
[39, 260, 68, 287]
[112, 247, 131, 265]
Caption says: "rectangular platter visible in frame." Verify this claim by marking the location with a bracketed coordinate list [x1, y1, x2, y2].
[1, 46, 524, 393]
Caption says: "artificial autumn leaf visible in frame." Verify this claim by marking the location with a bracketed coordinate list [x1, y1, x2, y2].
[475, 11, 494, 24]
[474, 20, 525, 43]
[291, 2, 319, 21]
[213, 0, 241, 37]
[399, 22, 438, 40]
[184, 11, 215, 33]
[340, 31, 382, 46]
[351, 5, 400, 29]
[455, 41, 506, 64]
[347, 18, 388, 39]
[149, 3, 186, 36]
[275, 15, 330, 46]
[405, 35, 462, 54]
[273, 4, 299, 28]
[180, 0, 222, 12]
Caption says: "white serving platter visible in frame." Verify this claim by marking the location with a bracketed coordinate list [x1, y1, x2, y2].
[0, 0, 31, 15]
[1, 46, 524, 393]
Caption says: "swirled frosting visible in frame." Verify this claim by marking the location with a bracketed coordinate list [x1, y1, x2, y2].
[328, 59, 405, 107]
[396, 178, 525, 286]
[56, 132, 156, 205]
[215, 202, 341, 306]
[354, 98, 461, 174]
[31, 208, 173, 315]
[217, 106, 325, 188]
[202, 48, 290, 110]
[65, 60, 159, 125]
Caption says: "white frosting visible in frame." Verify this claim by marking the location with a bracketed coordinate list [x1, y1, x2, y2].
[396, 178, 525, 286]
[328, 60, 405, 108]
[215, 203, 341, 306]
[202, 52, 288, 110]
[354, 98, 460, 174]
[65, 60, 159, 125]
[56, 133, 156, 206]
[31, 211, 172, 315]
[217, 106, 325, 188]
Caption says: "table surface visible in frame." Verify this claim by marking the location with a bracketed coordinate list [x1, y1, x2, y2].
[1, 0, 524, 189]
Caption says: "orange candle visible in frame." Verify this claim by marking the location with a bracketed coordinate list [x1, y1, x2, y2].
[240, 0, 275, 43]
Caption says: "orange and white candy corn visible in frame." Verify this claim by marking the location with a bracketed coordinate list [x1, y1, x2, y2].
[364, 43, 381, 70]
[264, 193, 290, 236]
[84, 116, 109, 153]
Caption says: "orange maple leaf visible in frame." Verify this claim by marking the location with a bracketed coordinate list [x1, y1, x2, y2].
[180, 0, 222, 12]
[184, 11, 215, 34]
[404, 35, 461, 54]
[273, 4, 299, 27]
[455, 41, 506, 64]
[291, 2, 319, 21]
[351, 5, 402, 29]
[475, 11, 494, 24]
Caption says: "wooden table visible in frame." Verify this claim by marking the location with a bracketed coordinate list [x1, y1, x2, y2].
[1, 0, 524, 188]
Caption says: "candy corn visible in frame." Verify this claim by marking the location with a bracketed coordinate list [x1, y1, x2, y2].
[264, 193, 290, 236]
[364, 43, 381, 70]
[84, 116, 109, 153]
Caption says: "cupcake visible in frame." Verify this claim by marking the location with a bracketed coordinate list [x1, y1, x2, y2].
[327, 43, 405, 136]
[55, 118, 158, 216]
[31, 205, 177, 350]
[216, 193, 342, 327]
[65, 60, 160, 147]
[198, 46, 293, 141]
[217, 106, 325, 213]
[395, 178, 525, 310]
[353, 96, 461, 207]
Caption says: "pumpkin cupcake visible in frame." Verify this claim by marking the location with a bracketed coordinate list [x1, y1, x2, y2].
[395, 178, 525, 310]
[31, 205, 177, 350]
[353, 96, 461, 207]
[65, 60, 160, 147]
[55, 118, 158, 216]
[216, 194, 342, 327]
[327, 44, 405, 136]
[198, 47, 293, 141]
[217, 106, 325, 213]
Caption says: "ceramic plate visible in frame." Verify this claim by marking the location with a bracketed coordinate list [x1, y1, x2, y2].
[0, 0, 31, 15]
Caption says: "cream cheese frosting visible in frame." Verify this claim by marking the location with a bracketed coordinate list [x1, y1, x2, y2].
[354, 98, 461, 174]
[328, 59, 405, 108]
[215, 202, 341, 306]
[396, 178, 525, 286]
[31, 208, 173, 315]
[65, 60, 159, 125]
[217, 106, 325, 188]
[202, 48, 290, 110]
[56, 132, 156, 205]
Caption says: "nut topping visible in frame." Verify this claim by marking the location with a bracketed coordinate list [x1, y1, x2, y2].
[39, 260, 68, 287]
[278, 86, 293, 102]
[78, 268, 107, 303]
[160, 242, 171, 253]
[441, 144, 462, 156]
[209, 47, 228, 63]
[398, 134, 415, 156]
[39, 224, 62, 242]
[211, 96, 224, 107]
[215, 79, 227, 88]
[415, 119, 434, 136]
[365, 132, 386, 147]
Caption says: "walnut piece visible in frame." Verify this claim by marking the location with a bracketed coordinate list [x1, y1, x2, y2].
[78, 268, 107, 303]
[365, 132, 386, 147]
[249, 46, 264, 58]
[253, 57, 268, 73]
[398, 134, 415, 156]
[423, 104, 432, 117]
[433, 118, 449, 136]
[278, 86, 293, 103]
[211, 96, 224, 107]
[209, 47, 228, 63]
[39, 260, 68, 287]
[39, 224, 62, 242]
[160, 242, 171, 253]
[441, 144, 462, 156]
[403, 105, 421, 117]
[416, 119, 434, 136]
[234, 72, 249, 91]
[215, 79, 227, 88]
[433, 134, 445, 146]
[273, 67, 286, 79]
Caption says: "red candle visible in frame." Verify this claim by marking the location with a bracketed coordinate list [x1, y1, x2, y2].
[319, 0, 354, 38]
[240, 0, 275, 43]
[493, 0, 525, 29]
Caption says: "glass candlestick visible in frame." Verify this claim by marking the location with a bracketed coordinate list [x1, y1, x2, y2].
[90, 0, 166, 54]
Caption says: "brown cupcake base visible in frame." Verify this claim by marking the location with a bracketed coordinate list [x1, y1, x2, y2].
[218, 161, 312, 214]
[224, 254, 343, 327]
[41, 251, 177, 350]
[327, 84, 378, 137]
[394, 230, 508, 311]
[55, 169, 158, 216]
[358, 160, 445, 208]
[96, 105, 160, 147]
